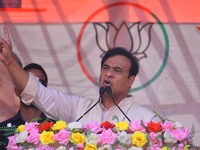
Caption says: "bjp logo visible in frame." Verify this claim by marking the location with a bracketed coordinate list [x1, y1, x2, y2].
[76, 2, 169, 92]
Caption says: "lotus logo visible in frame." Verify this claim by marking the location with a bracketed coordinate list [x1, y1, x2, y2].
[76, 2, 169, 92]
[93, 21, 153, 61]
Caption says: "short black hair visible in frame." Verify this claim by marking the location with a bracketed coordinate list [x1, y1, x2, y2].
[23, 63, 48, 86]
[101, 47, 139, 77]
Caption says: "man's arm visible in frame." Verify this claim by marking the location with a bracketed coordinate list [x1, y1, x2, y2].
[0, 25, 28, 93]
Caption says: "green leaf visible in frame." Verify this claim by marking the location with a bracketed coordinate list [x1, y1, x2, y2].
[112, 115, 119, 122]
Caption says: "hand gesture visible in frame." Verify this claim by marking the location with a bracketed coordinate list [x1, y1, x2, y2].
[0, 25, 14, 66]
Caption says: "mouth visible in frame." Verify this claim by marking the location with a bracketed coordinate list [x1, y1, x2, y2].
[103, 79, 112, 87]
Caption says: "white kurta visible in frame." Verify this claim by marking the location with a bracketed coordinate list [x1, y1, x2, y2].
[21, 73, 157, 124]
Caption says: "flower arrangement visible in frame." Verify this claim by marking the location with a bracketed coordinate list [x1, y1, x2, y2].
[6, 119, 198, 150]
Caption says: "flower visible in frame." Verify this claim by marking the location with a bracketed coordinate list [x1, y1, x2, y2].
[53, 129, 70, 145]
[84, 121, 102, 133]
[5, 119, 197, 150]
[117, 131, 132, 145]
[131, 131, 147, 147]
[52, 120, 67, 131]
[84, 144, 97, 150]
[70, 132, 85, 144]
[15, 125, 24, 132]
[40, 131, 55, 144]
[68, 122, 82, 130]
[38, 121, 54, 132]
[16, 131, 28, 143]
[85, 133, 99, 145]
[115, 121, 129, 131]
[147, 121, 162, 133]
[100, 121, 115, 130]
[99, 128, 117, 145]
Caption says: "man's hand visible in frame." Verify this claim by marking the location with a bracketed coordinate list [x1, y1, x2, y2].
[0, 25, 14, 66]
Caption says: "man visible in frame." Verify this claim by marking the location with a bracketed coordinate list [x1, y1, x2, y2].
[0, 26, 157, 124]
[0, 63, 52, 149]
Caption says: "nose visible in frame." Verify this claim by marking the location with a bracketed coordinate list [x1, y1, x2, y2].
[105, 68, 114, 78]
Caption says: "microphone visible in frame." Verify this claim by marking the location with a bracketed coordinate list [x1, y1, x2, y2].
[105, 86, 131, 122]
[76, 87, 106, 122]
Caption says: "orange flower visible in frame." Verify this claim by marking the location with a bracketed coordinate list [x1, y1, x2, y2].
[100, 121, 115, 130]
[37, 121, 54, 132]
[147, 121, 162, 132]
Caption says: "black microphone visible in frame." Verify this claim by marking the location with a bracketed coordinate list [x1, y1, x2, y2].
[76, 87, 106, 122]
[105, 86, 131, 122]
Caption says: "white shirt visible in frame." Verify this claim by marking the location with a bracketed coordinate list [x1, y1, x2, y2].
[21, 73, 157, 124]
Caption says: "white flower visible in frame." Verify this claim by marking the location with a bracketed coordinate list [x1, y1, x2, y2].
[128, 147, 143, 150]
[16, 131, 28, 143]
[85, 133, 99, 145]
[174, 122, 183, 129]
[68, 122, 82, 129]
[117, 131, 131, 145]
[98, 144, 112, 150]
[56, 146, 67, 150]
[163, 130, 177, 143]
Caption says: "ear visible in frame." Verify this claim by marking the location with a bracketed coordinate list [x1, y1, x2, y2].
[128, 75, 135, 87]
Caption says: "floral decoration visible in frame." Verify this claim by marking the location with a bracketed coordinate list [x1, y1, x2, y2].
[6, 119, 198, 150]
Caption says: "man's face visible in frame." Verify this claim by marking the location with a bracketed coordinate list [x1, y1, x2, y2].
[99, 55, 135, 97]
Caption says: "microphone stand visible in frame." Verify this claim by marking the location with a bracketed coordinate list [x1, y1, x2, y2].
[76, 87, 106, 122]
[105, 86, 131, 122]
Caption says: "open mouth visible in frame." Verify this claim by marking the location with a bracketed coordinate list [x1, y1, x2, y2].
[104, 79, 112, 87]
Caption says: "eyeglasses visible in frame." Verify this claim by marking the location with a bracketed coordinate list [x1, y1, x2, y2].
[39, 79, 47, 87]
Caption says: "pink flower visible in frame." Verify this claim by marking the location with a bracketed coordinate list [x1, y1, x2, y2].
[77, 144, 85, 150]
[99, 128, 117, 145]
[6, 135, 20, 150]
[84, 121, 102, 133]
[172, 127, 190, 141]
[36, 143, 55, 150]
[24, 122, 39, 133]
[54, 129, 70, 145]
[129, 120, 146, 133]
[162, 121, 175, 131]
[69, 144, 84, 150]
[149, 132, 163, 147]
[26, 132, 40, 145]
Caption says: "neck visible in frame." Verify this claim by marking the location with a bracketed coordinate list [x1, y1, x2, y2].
[101, 93, 127, 109]
[20, 105, 43, 122]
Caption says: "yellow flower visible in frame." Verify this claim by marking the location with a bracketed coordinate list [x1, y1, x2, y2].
[51, 120, 67, 131]
[16, 125, 24, 133]
[84, 144, 97, 150]
[162, 147, 171, 150]
[39, 131, 55, 145]
[131, 131, 147, 147]
[115, 121, 129, 131]
[70, 132, 85, 144]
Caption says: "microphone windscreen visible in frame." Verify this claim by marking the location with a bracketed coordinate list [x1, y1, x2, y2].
[105, 86, 112, 95]
[99, 87, 106, 97]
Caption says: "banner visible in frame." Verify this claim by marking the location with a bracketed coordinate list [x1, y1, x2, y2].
[0, 0, 200, 145]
